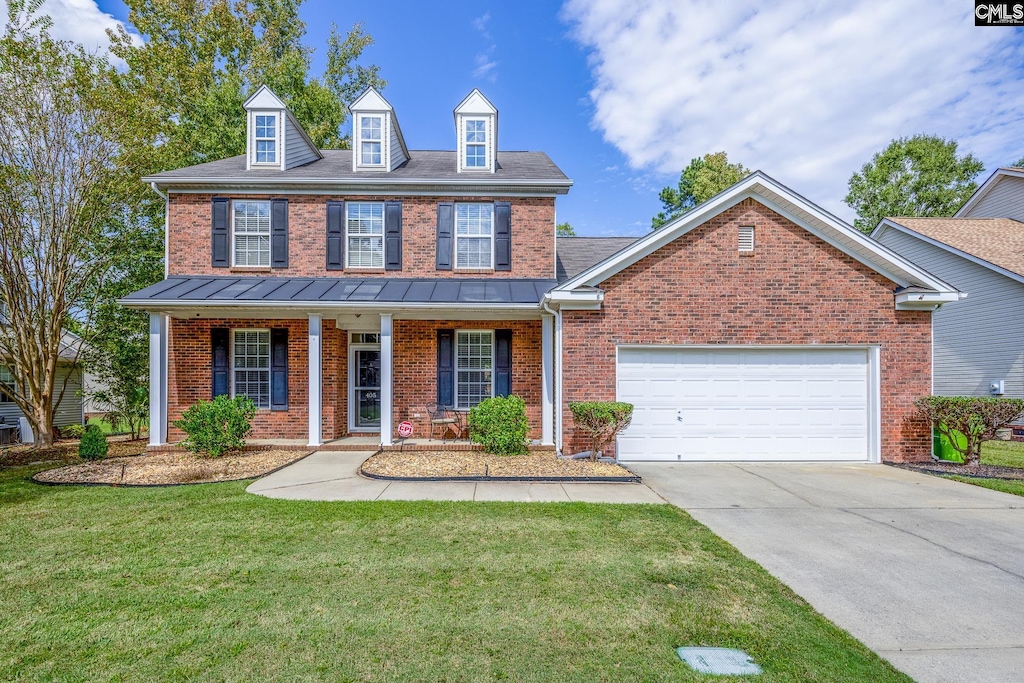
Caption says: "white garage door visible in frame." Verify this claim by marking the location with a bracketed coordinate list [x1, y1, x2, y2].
[616, 347, 872, 462]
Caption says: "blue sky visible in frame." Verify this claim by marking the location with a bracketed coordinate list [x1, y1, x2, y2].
[28, 1, 1024, 235]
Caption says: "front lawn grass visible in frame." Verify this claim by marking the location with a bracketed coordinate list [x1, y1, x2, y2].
[0, 466, 908, 682]
[944, 475, 1024, 497]
[979, 439, 1024, 468]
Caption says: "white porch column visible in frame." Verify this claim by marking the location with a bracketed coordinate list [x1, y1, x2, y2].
[554, 311, 563, 454]
[541, 314, 554, 446]
[307, 314, 322, 447]
[380, 313, 394, 446]
[148, 313, 168, 446]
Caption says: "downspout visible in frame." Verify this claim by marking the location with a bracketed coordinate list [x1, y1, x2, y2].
[150, 182, 169, 278]
[542, 298, 561, 454]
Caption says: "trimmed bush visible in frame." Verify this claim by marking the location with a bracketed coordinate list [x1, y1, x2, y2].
[569, 401, 634, 461]
[173, 395, 256, 458]
[468, 395, 530, 456]
[915, 396, 1024, 466]
[78, 425, 108, 460]
[62, 423, 86, 439]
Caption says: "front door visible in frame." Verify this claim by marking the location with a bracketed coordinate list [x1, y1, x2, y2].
[351, 347, 381, 431]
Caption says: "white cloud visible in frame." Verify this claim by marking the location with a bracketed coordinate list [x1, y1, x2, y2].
[1, 0, 135, 56]
[562, 0, 1024, 217]
[471, 11, 498, 82]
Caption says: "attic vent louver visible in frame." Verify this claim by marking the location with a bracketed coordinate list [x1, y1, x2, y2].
[738, 226, 755, 252]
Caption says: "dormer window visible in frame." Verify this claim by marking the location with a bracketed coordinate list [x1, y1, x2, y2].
[359, 115, 383, 166]
[254, 114, 277, 164]
[465, 119, 488, 168]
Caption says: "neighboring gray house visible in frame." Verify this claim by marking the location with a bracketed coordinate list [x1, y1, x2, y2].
[871, 167, 1024, 398]
[0, 330, 87, 437]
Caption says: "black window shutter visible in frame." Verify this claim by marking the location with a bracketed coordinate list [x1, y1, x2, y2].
[326, 200, 345, 270]
[211, 328, 229, 398]
[211, 197, 230, 268]
[494, 201, 511, 271]
[271, 328, 288, 411]
[437, 329, 454, 406]
[494, 329, 512, 397]
[436, 202, 454, 270]
[271, 199, 288, 268]
[384, 200, 402, 271]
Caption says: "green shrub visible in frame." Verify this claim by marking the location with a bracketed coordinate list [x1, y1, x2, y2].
[468, 395, 530, 456]
[62, 423, 86, 439]
[915, 395, 1024, 466]
[173, 395, 256, 458]
[569, 401, 634, 461]
[78, 425, 108, 460]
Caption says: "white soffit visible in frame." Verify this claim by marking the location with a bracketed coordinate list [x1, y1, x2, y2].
[554, 172, 958, 296]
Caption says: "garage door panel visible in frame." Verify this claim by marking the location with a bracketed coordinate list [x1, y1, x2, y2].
[616, 347, 870, 462]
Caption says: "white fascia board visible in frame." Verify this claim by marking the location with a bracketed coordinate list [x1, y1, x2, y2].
[349, 87, 394, 112]
[454, 89, 497, 115]
[552, 171, 957, 297]
[954, 168, 1024, 218]
[118, 299, 544, 312]
[243, 84, 287, 110]
[542, 289, 603, 310]
[874, 218, 1024, 287]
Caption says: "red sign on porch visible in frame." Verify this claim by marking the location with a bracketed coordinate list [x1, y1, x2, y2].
[398, 421, 414, 438]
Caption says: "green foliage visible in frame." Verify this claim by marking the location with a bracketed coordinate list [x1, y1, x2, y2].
[61, 423, 86, 439]
[569, 401, 634, 461]
[1013, 157, 1024, 168]
[914, 396, 1024, 467]
[78, 425, 108, 460]
[173, 395, 256, 458]
[653, 152, 748, 229]
[556, 221, 576, 237]
[468, 395, 530, 456]
[845, 135, 985, 233]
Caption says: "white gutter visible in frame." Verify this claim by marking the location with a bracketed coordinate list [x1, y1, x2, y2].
[117, 298, 545, 311]
[150, 182, 169, 278]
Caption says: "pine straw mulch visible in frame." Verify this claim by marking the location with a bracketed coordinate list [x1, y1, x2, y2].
[1, 438, 149, 468]
[893, 461, 1024, 480]
[32, 449, 311, 486]
[360, 450, 637, 481]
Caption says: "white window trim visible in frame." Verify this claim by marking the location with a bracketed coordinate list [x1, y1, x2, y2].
[0, 365, 14, 403]
[462, 117, 490, 171]
[345, 201, 386, 269]
[230, 328, 271, 410]
[357, 114, 386, 168]
[454, 329, 495, 410]
[453, 203, 495, 270]
[230, 199, 272, 268]
[251, 111, 279, 167]
[348, 332, 382, 433]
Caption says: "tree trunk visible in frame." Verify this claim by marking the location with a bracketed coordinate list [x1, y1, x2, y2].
[31, 403, 54, 449]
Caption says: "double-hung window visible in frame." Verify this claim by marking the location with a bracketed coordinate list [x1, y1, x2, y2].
[233, 330, 270, 409]
[233, 200, 271, 266]
[464, 119, 487, 168]
[359, 115, 383, 166]
[455, 203, 493, 269]
[254, 114, 277, 164]
[456, 331, 493, 409]
[0, 366, 13, 403]
[346, 202, 384, 268]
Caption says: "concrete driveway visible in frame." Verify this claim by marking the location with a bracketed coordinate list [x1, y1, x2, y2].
[630, 462, 1024, 683]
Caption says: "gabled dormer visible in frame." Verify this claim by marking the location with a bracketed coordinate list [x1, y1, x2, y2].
[243, 85, 322, 171]
[454, 89, 497, 173]
[349, 88, 410, 172]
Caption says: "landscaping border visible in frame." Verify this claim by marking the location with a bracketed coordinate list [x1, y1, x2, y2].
[29, 450, 316, 489]
[358, 468, 642, 484]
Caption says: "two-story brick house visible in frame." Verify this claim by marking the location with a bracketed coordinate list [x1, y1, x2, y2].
[125, 85, 961, 463]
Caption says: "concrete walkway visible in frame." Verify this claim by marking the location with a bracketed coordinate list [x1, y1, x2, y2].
[246, 451, 664, 503]
[630, 462, 1024, 683]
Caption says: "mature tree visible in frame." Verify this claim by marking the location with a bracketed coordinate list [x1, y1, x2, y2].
[845, 135, 985, 233]
[0, 1, 136, 447]
[1014, 157, 1024, 168]
[556, 221, 576, 237]
[652, 152, 748, 229]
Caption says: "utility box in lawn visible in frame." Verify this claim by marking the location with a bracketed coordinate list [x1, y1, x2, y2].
[933, 424, 966, 462]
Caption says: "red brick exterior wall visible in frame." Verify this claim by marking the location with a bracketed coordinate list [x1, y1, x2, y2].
[167, 194, 556, 279]
[166, 316, 542, 443]
[560, 199, 932, 463]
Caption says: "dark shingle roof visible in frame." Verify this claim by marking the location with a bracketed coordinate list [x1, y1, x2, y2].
[555, 237, 639, 282]
[145, 150, 569, 184]
[121, 276, 556, 306]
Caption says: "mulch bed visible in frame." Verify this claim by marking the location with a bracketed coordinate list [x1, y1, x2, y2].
[360, 450, 638, 481]
[32, 449, 311, 486]
[1, 439, 148, 468]
[893, 461, 1024, 480]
